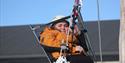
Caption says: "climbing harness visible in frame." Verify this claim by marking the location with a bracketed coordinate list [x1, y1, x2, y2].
[54, 40, 69, 63]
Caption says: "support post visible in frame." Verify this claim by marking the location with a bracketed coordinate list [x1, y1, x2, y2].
[119, 0, 125, 63]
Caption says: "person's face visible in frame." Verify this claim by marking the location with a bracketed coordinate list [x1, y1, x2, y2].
[54, 21, 69, 33]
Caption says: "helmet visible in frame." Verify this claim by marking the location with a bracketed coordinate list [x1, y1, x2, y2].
[51, 15, 66, 22]
[47, 15, 70, 26]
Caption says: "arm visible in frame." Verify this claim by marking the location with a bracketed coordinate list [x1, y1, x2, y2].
[40, 28, 72, 52]
[40, 30, 61, 47]
[77, 30, 88, 52]
[41, 44, 61, 52]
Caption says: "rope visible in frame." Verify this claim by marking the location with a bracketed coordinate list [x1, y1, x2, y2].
[29, 25, 52, 63]
[66, 17, 73, 46]
[96, 0, 103, 62]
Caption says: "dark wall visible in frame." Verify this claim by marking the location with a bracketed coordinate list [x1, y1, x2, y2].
[0, 25, 50, 63]
[84, 20, 119, 61]
[0, 20, 120, 63]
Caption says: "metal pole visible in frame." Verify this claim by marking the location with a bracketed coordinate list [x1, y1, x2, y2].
[119, 0, 125, 63]
[29, 25, 52, 63]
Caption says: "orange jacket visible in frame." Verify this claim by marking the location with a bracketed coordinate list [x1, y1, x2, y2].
[40, 27, 79, 59]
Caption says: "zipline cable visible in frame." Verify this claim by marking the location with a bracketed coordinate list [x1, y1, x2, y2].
[96, 0, 103, 62]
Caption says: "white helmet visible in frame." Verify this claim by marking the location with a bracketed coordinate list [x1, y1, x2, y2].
[51, 15, 66, 22]
[49, 15, 70, 26]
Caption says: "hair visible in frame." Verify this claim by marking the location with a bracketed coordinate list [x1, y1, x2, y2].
[50, 19, 69, 29]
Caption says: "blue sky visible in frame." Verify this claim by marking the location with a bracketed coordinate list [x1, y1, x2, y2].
[0, 0, 120, 26]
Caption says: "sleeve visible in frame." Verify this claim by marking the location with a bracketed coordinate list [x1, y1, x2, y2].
[56, 32, 73, 43]
[40, 31, 62, 53]
[77, 30, 88, 52]
[40, 31, 61, 48]
[40, 29, 73, 53]
[40, 29, 73, 47]
[41, 44, 61, 52]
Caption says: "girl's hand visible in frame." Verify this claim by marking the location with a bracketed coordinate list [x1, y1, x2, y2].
[75, 46, 83, 52]
[74, 24, 80, 35]
[69, 19, 80, 35]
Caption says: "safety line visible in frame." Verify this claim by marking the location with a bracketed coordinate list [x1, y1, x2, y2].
[96, 0, 103, 62]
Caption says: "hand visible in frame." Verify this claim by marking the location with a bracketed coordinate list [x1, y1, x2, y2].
[60, 42, 68, 50]
[74, 24, 80, 35]
[75, 46, 84, 53]
[69, 19, 80, 35]
[61, 45, 68, 50]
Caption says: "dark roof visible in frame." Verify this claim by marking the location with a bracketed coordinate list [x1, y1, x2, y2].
[0, 20, 120, 62]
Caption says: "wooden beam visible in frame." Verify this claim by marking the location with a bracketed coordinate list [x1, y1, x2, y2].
[119, 0, 125, 63]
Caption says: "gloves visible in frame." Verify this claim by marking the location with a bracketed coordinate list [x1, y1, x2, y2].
[75, 46, 84, 53]
[61, 44, 68, 50]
